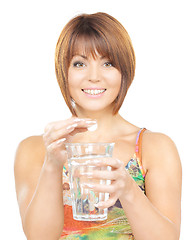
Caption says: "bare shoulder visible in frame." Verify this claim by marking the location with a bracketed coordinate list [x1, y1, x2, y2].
[17, 135, 45, 153]
[142, 130, 182, 175]
[14, 135, 46, 185]
[15, 135, 45, 167]
[14, 135, 46, 218]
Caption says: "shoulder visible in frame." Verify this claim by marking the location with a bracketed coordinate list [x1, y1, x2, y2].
[14, 135, 46, 171]
[14, 136, 46, 220]
[143, 130, 177, 154]
[17, 135, 45, 150]
[142, 130, 181, 173]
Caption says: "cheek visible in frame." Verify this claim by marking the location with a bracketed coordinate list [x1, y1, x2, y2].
[68, 70, 75, 86]
[107, 71, 121, 90]
[68, 70, 83, 88]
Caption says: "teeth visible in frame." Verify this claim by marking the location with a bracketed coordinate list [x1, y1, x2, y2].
[83, 89, 106, 95]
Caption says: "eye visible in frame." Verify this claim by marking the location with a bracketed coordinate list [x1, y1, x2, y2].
[103, 62, 113, 67]
[73, 61, 85, 68]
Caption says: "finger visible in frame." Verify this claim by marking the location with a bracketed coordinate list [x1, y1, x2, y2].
[69, 127, 89, 136]
[46, 139, 68, 166]
[85, 157, 123, 169]
[44, 117, 95, 132]
[44, 125, 88, 146]
[44, 119, 97, 145]
[80, 169, 118, 181]
[47, 137, 67, 151]
[81, 181, 115, 194]
[43, 124, 76, 146]
[44, 127, 88, 148]
[44, 117, 84, 131]
[95, 194, 119, 209]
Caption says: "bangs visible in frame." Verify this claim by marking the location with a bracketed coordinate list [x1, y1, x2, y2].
[68, 32, 119, 69]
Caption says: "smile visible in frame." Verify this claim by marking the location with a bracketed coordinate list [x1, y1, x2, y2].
[82, 89, 106, 95]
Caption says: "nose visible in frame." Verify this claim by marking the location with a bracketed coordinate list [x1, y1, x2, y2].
[88, 63, 100, 82]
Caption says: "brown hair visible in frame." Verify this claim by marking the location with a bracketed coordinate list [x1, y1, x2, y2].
[55, 12, 136, 116]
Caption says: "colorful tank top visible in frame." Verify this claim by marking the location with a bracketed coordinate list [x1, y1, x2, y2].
[60, 128, 146, 240]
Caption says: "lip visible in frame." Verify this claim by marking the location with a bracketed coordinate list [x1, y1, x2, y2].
[81, 88, 106, 98]
[82, 87, 106, 90]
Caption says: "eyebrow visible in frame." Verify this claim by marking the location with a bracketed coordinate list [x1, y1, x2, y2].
[74, 54, 107, 60]
[79, 55, 87, 59]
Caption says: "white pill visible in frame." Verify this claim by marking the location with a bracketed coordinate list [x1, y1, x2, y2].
[88, 123, 98, 132]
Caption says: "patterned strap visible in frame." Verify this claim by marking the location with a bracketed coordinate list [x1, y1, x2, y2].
[135, 128, 147, 177]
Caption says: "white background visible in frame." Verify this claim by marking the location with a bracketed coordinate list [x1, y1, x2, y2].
[0, 0, 191, 239]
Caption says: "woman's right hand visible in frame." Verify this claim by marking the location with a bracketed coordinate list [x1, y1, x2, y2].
[43, 117, 97, 170]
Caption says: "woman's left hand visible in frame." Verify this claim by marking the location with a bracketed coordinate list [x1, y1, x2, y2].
[80, 157, 132, 208]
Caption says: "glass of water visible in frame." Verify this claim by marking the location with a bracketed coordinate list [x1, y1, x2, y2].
[65, 142, 115, 221]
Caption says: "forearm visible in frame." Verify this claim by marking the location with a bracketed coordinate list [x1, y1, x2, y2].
[120, 178, 179, 240]
[23, 161, 64, 240]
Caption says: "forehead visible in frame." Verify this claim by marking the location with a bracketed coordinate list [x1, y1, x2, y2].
[70, 35, 111, 60]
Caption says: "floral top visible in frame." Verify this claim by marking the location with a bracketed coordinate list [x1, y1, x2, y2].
[60, 128, 146, 240]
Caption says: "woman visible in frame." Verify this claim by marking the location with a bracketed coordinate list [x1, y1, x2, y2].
[14, 12, 182, 240]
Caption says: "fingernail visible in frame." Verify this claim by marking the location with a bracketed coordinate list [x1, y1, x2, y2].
[94, 202, 103, 208]
[66, 123, 78, 130]
[73, 118, 83, 123]
[56, 138, 66, 144]
[80, 172, 93, 177]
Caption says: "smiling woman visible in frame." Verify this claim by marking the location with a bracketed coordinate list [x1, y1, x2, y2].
[14, 12, 181, 240]
[67, 52, 122, 114]
[55, 12, 135, 116]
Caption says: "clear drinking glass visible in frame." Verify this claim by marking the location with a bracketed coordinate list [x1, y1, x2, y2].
[65, 142, 115, 221]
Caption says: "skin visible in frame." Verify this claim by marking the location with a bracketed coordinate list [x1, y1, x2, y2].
[14, 51, 182, 240]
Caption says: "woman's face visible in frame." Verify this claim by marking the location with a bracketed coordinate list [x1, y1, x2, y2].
[68, 49, 122, 114]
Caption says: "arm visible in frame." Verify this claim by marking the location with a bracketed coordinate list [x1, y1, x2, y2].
[83, 131, 182, 240]
[120, 132, 182, 240]
[14, 118, 96, 240]
[14, 136, 65, 240]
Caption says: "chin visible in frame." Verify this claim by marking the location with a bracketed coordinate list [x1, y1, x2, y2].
[74, 98, 116, 113]
[77, 104, 113, 114]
